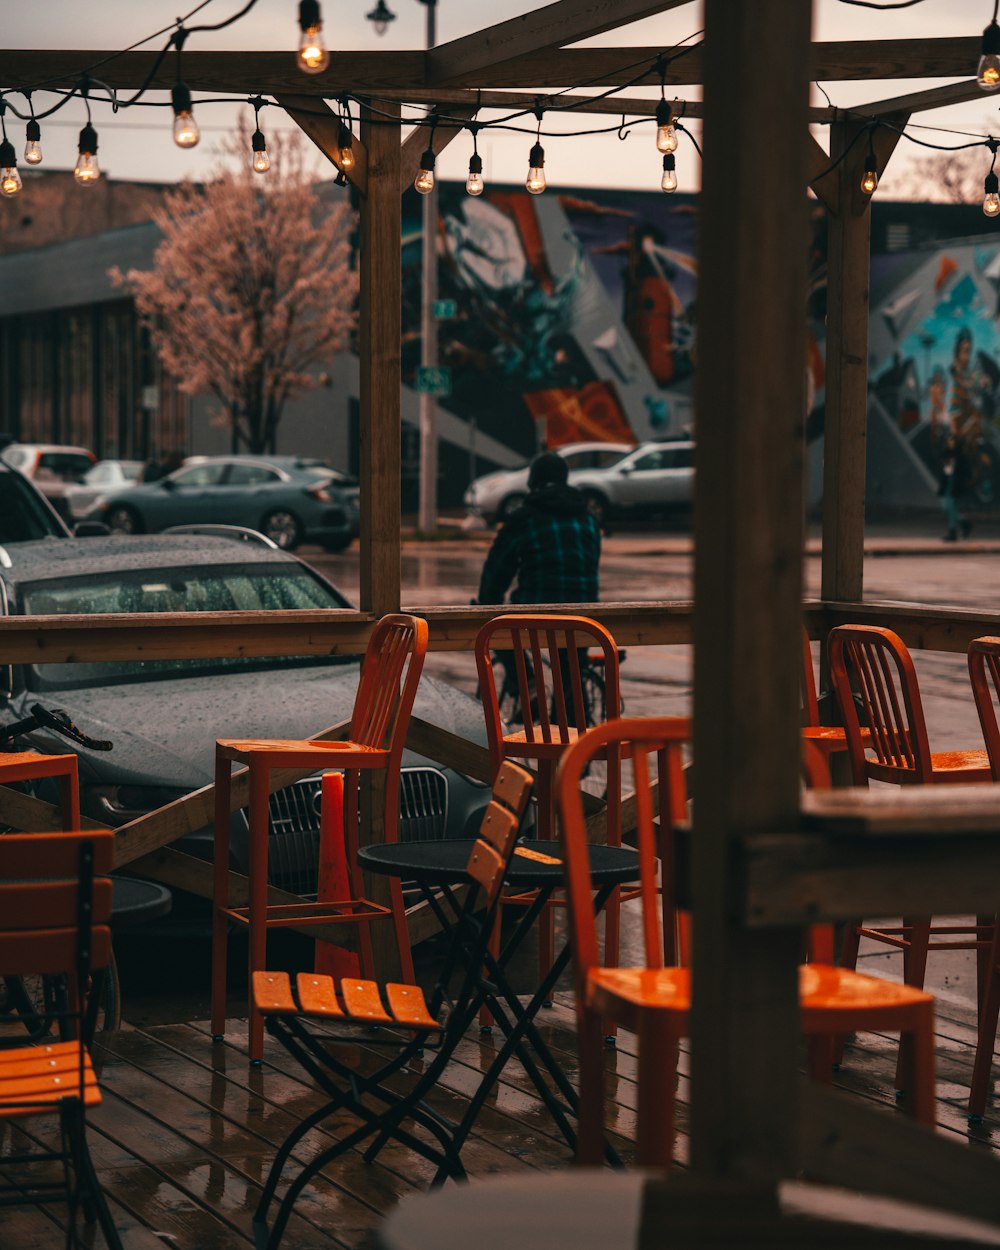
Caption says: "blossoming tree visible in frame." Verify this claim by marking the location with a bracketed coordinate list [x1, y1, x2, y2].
[113, 126, 358, 453]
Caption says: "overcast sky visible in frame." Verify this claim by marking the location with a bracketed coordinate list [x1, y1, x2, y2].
[1, 1, 997, 196]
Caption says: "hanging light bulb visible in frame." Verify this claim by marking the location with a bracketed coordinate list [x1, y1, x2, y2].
[23, 117, 42, 166]
[985, 171, 1000, 217]
[337, 122, 355, 171]
[366, 0, 397, 36]
[171, 82, 200, 148]
[655, 99, 677, 154]
[979, 21, 1000, 91]
[0, 139, 21, 197]
[251, 127, 270, 174]
[466, 151, 484, 196]
[297, 0, 330, 74]
[526, 141, 546, 195]
[860, 151, 878, 195]
[660, 153, 677, 193]
[74, 122, 100, 186]
[414, 146, 436, 195]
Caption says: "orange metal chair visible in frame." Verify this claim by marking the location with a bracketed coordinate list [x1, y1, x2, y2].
[0, 830, 122, 1248]
[800, 624, 865, 762]
[829, 624, 993, 1000]
[212, 612, 428, 1064]
[475, 613, 625, 1024]
[0, 749, 80, 829]
[556, 717, 937, 1168]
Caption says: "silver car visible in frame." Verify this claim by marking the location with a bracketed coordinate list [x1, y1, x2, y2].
[568, 440, 695, 527]
[464, 442, 634, 525]
[64, 459, 145, 520]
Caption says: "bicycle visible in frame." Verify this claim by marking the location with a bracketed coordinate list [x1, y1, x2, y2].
[0, 704, 120, 1041]
[491, 645, 625, 732]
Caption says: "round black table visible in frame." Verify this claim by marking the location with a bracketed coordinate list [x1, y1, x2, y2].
[111, 877, 172, 927]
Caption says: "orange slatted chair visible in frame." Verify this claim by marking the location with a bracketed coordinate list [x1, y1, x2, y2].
[0, 830, 122, 1249]
[829, 624, 993, 1005]
[251, 762, 533, 1250]
[212, 612, 428, 1064]
[800, 624, 868, 762]
[556, 718, 937, 1168]
[475, 613, 626, 1026]
[0, 749, 80, 829]
[964, 637, 1000, 1120]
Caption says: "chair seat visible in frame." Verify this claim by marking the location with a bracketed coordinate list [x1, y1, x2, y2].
[253, 970, 439, 1030]
[865, 749, 992, 784]
[0, 1041, 101, 1117]
[216, 737, 389, 764]
[0, 750, 79, 780]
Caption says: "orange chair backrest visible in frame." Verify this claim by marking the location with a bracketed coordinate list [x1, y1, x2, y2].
[828, 624, 932, 784]
[475, 613, 621, 762]
[968, 636, 1000, 782]
[556, 717, 688, 992]
[0, 831, 115, 978]
[465, 761, 533, 903]
[350, 613, 429, 754]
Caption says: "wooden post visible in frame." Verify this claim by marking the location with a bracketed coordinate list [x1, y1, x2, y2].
[359, 101, 402, 617]
[690, 0, 812, 1180]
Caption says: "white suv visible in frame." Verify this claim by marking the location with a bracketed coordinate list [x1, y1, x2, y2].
[0, 443, 96, 522]
[464, 442, 634, 525]
[568, 440, 695, 527]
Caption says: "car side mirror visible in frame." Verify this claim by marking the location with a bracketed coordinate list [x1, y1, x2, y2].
[73, 521, 111, 537]
[619, 464, 634, 475]
[161, 478, 176, 491]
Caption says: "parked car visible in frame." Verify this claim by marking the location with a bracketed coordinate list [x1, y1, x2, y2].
[567, 440, 695, 526]
[0, 461, 72, 543]
[0, 443, 97, 521]
[84, 455, 359, 551]
[0, 533, 491, 925]
[464, 442, 634, 525]
[64, 459, 144, 520]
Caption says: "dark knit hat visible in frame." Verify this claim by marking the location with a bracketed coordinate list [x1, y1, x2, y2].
[527, 451, 568, 490]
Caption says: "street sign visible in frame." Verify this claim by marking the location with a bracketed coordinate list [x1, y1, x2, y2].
[415, 366, 452, 396]
[432, 299, 457, 319]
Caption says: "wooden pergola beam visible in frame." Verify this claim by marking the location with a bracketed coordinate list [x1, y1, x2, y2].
[853, 78, 988, 119]
[427, 0, 690, 85]
[0, 38, 986, 96]
[278, 93, 367, 194]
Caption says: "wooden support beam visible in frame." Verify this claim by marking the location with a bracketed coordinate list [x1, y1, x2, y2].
[427, 0, 689, 85]
[689, 0, 812, 1182]
[279, 93, 367, 195]
[399, 106, 478, 196]
[807, 131, 838, 215]
[359, 101, 401, 617]
[853, 79, 984, 120]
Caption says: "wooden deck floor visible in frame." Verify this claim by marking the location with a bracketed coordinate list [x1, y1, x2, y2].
[3, 991, 1000, 1249]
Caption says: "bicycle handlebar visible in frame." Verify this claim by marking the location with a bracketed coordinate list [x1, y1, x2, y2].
[0, 704, 113, 752]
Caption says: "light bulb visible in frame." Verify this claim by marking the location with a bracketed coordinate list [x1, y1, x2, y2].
[655, 99, 677, 153]
[337, 123, 355, 171]
[0, 141, 21, 197]
[415, 146, 436, 195]
[985, 172, 1000, 217]
[526, 141, 546, 195]
[297, 1, 329, 73]
[173, 110, 200, 149]
[74, 123, 100, 187]
[24, 119, 41, 165]
[860, 156, 878, 195]
[251, 127, 270, 173]
[466, 152, 484, 196]
[660, 153, 677, 192]
[979, 22, 1000, 91]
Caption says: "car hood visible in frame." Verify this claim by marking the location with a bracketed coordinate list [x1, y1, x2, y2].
[20, 664, 487, 790]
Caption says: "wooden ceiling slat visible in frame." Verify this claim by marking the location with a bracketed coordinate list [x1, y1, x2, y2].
[0, 38, 985, 97]
[853, 78, 985, 119]
[427, 0, 691, 85]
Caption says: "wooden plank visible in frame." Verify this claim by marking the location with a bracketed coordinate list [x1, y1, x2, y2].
[427, 0, 689, 85]
[359, 101, 401, 618]
[801, 784, 1000, 838]
[807, 132, 838, 215]
[819, 600, 1000, 655]
[689, 0, 812, 1180]
[279, 93, 367, 195]
[855, 79, 984, 120]
[399, 107, 478, 196]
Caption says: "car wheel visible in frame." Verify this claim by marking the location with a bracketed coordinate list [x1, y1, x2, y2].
[582, 491, 609, 527]
[107, 505, 141, 535]
[497, 492, 526, 523]
[261, 509, 302, 550]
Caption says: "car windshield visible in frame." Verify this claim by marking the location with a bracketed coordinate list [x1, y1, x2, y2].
[23, 563, 354, 691]
[0, 476, 67, 542]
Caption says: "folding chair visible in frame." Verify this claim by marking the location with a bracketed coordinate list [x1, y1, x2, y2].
[251, 761, 533, 1250]
[0, 830, 122, 1249]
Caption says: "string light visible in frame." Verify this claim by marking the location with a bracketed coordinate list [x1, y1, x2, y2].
[466, 126, 483, 196]
[860, 129, 878, 194]
[297, 0, 330, 74]
[366, 1, 397, 36]
[74, 121, 100, 186]
[985, 141, 1000, 216]
[526, 105, 546, 196]
[171, 82, 200, 148]
[337, 122, 355, 171]
[23, 95, 42, 165]
[660, 153, 677, 192]
[655, 99, 677, 154]
[978, 9, 1000, 91]
[414, 144, 436, 195]
[0, 103, 20, 196]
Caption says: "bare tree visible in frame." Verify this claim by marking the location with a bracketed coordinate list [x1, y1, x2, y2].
[112, 124, 357, 453]
[889, 127, 997, 204]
